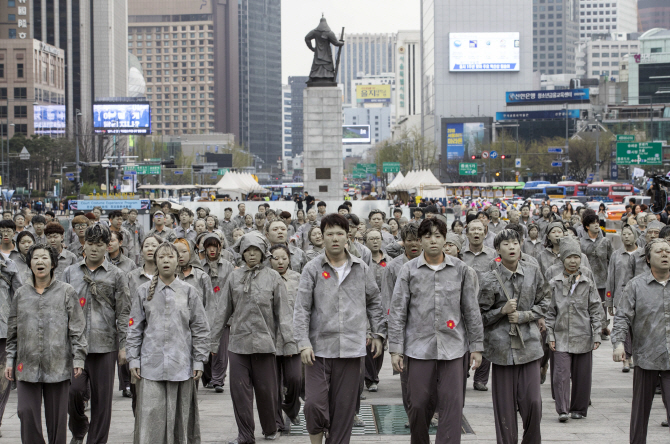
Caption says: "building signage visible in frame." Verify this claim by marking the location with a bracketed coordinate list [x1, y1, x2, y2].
[355, 85, 391, 104]
[616, 142, 662, 165]
[496, 109, 581, 120]
[506, 88, 590, 105]
[69, 199, 150, 211]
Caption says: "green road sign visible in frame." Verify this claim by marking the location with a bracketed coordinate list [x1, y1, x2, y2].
[616, 135, 635, 142]
[217, 168, 229, 175]
[459, 162, 478, 176]
[616, 142, 662, 166]
[352, 169, 366, 179]
[357, 163, 377, 174]
[382, 162, 401, 173]
[126, 165, 162, 175]
[149, 158, 162, 162]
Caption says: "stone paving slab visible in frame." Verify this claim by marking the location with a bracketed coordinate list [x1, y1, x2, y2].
[0, 346, 669, 442]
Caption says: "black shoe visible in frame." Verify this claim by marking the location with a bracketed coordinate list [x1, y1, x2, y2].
[214, 385, 224, 393]
[559, 413, 569, 423]
[206, 382, 215, 389]
[570, 412, 584, 419]
[662, 420, 668, 427]
[290, 416, 300, 426]
[473, 382, 488, 391]
[122, 388, 132, 398]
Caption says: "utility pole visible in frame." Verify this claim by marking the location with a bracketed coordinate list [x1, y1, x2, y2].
[75, 110, 81, 195]
[564, 103, 569, 179]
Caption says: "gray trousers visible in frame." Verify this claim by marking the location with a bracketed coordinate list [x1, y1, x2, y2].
[304, 357, 360, 444]
[134, 378, 196, 444]
[552, 351, 592, 416]
[210, 326, 229, 386]
[630, 367, 670, 444]
[0, 339, 11, 427]
[68, 351, 117, 443]
[491, 359, 542, 444]
[275, 355, 302, 430]
[17, 379, 70, 444]
[229, 352, 278, 443]
[406, 355, 466, 444]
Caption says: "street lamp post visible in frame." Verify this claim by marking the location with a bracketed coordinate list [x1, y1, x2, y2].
[75, 110, 82, 195]
[595, 114, 602, 182]
[564, 103, 569, 178]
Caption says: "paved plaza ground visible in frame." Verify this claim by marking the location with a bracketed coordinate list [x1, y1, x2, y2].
[0, 346, 668, 443]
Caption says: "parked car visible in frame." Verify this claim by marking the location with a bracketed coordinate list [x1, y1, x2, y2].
[606, 204, 627, 221]
[622, 195, 651, 207]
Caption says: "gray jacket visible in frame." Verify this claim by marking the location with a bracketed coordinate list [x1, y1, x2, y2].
[201, 256, 235, 315]
[546, 273, 602, 354]
[0, 257, 22, 339]
[66, 240, 84, 260]
[211, 265, 297, 356]
[381, 254, 410, 316]
[606, 247, 639, 308]
[537, 247, 591, 279]
[54, 248, 79, 282]
[62, 260, 130, 353]
[479, 261, 550, 366]
[488, 220, 508, 235]
[388, 253, 484, 360]
[277, 269, 301, 357]
[108, 253, 137, 275]
[462, 245, 497, 280]
[122, 220, 144, 259]
[579, 233, 613, 289]
[127, 278, 210, 381]
[219, 219, 237, 246]
[613, 271, 670, 371]
[521, 239, 543, 259]
[293, 251, 386, 359]
[370, 251, 392, 290]
[6, 279, 87, 383]
[173, 226, 197, 245]
[147, 227, 176, 243]
[180, 267, 214, 321]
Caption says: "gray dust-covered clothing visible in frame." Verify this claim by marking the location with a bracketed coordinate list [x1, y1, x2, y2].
[288, 244, 307, 273]
[54, 248, 78, 281]
[61, 260, 130, 353]
[537, 247, 591, 278]
[479, 261, 550, 366]
[623, 248, 649, 285]
[127, 267, 153, 300]
[488, 220, 508, 235]
[276, 269, 301, 356]
[305, 247, 324, 263]
[147, 227, 176, 243]
[487, 253, 539, 273]
[370, 251, 392, 290]
[211, 265, 297, 356]
[544, 263, 595, 286]
[6, 279, 87, 382]
[219, 219, 237, 246]
[462, 245, 497, 280]
[347, 239, 372, 267]
[108, 252, 137, 275]
[112, 227, 136, 260]
[180, 267, 214, 313]
[122, 220, 145, 256]
[613, 271, 670, 371]
[388, 253, 484, 360]
[522, 239, 543, 259]
[298, 221, 318, 251]
[605, 247, 638, 308]
[0, 258, 24, 338]
[380, 231, 395, 250]
[381, 254, 410, 315]
[11, 252, 30, 285]
[579, 233, 613, 289]
[545, 273, 602, 354]
[173, 226, 197, 245]
[201, 256, 235, 314]
[293, 251, 386, 359]
[127, 278, 210, 381]
[66, 240, 84, 260]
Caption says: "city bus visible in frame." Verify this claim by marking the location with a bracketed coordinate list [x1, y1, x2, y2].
[557, 181, 589, 197]
[585, 182, 635, 203]
[519, 184, 566, 199]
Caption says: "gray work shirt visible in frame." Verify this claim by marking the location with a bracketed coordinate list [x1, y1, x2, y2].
[288, 244, 307, 273]
[67, 240, 84, 260]
[522, 239, 543, 259]
[219, 219, 237, 246]
[277, 269, 301, 357]
[173, 226, 197, 245]
[613, 272, 670, 371]
[606, 247, 639, 308]
[147, 227, 176, 243]
[388, 253, 484, 360]
[0, 258, 22, 339]
[108, 253, 137, 275]
[380, 231, 395, 250]
[122, 220, 145, 259]
[201, 256, 235, 315]
[462, 245, 497, 280]
[537, 247, 592, 279]
[62, 260, 130, 353]
[347, 239, 372, 267]
[381, 254, 410, 316]
[370, 251, 392, 290]
[6, 279, 87, 383]
[623, 248, 649, 285]
[54, 248, 79, 282]
[293, 251, 386, 359]
[233, 214, 247, 228]
[211, 265, 297, 356]
[488, 253, 539, 273]
[479, 261, 550, 366]
[488, 220, 508, 235]
[305, 247, 324, 263]
[127, 278, 210, 381]
[579, 232, 613, 289]
[546, 273, 602, 354]
[180, 266, 214, 319]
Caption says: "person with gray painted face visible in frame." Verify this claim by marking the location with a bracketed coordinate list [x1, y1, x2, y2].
[545, 237, 602, 423]
[107, 231, 136, 274]
[522, 223, 543, 259]
[122, 209, 144, 264]
[389, 218, 484, 444]
[507, 209, 527, 238]
[368, 210, 396, 250]
[12, 231, 35, 284]
[147, 211, 176, 243]
[108, 211, 135, 260]
[219, 207, 238, 246]
[5, 244, 86, 444]
[265, 220, 307, 273]
[343, 213, 373, 266]
[174, 208, 197, 246]
[613, 238, 670, 443]
[210, 231, 296, 443]
[304, 226, 324, 263]
[479, 229, 550, 444]
[293, 214, 385, 444]
[537, 205, 555, 237]
[492, 224, 540, 271]
[487, 206, 507, 235]
[538, 221, 591, 278]
[62, 224, 130, 444]
[127, 242, 210, 444]
[45, 222, 78, 281]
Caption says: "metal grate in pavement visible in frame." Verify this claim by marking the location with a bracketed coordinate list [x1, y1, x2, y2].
[284, 405, 377, 435]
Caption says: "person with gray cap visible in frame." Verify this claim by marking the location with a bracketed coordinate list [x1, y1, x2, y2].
[522, 223, 543, 259]
[538, 221, 592, 279]
[210, 231, 297, 443]
[444, 231, 463, 259]
[546, 237, 602, 423]
[147, 211, 176, 243]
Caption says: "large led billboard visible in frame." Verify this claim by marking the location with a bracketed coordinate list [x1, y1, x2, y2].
[34, 105, 66, 134]
[93, 102, 151, 135]
[449, 32, 520, 72]
[446, 122, 486, 159]
[343, 125, 371, 144]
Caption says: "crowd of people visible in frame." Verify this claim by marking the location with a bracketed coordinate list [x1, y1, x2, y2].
[0, 197, 666, 444]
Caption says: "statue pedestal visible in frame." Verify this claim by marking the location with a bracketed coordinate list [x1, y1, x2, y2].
[303, 87, 343, 202]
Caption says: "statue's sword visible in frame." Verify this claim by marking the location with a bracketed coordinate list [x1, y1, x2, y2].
[334, 27, 345, 82]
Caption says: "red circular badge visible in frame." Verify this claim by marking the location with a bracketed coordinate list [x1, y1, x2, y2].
[79, 297, 86, 307]
[214, 286, 220, 293]
[17, 363, 23, 372]
[447, 320, 456, 329]
[129, 318, 134, 326]
[380, 261, 387, 267]
[322, 271, 330, 279]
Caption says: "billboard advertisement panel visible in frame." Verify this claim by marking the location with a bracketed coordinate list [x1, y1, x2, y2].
[343, 125, 371, 144]
[34, 105, 66, 134]
[506, 89, 590, 105]
[449, 32, 520, 72]
[356, 85, 392, 104]
[446, 122, 486, 159]
[93, 102, 151, 134]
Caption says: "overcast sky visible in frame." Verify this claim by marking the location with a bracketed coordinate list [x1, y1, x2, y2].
[281, 0, 420, 83]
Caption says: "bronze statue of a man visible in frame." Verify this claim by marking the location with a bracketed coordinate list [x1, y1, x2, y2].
[305, 17, 344, 86]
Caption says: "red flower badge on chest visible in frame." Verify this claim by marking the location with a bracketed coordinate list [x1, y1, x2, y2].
[606, 291, 612, 298]
[495, 257, 502, 262]
[380, 261, 387, 267]
[322, 271, 331, 279]
[213, 286, 220, 293]
[79, 297, 86, 307]
[446, 320, 456, 329]
[17, 363, 23, 372]
[129, 318, 134, 327]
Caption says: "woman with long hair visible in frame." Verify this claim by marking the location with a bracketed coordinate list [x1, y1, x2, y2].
[562, 202, 575, 221]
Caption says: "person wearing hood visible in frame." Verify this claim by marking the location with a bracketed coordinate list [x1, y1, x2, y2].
[538, 221, 592, 279]
[546, 238, 602, 423]
[210, 231, 296, 442]
[5, 244, 86, 444]
[522, 223, 543, 259]
[579, 213, 613, 340]
[173, 238, 214, 320]
[265, 220, 307, 273]
[199, 233, 235, 393]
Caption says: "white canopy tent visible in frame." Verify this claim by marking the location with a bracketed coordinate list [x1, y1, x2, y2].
[387, 169, 444, 196]
[386, 172, 405, 191]
[214, 172, 269, 195]
[212, 172, 245, 194]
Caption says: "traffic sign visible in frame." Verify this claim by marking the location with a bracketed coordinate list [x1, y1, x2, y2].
[459, 163, 477, 176]
[382, 162, 401, 173]
[551, 161, 563, 167]
[616, 135, 635, 142]
[65, 172, 74, 177]
[210, 175, 218, 180]
[19, 147, 30, 161]
[174, 170, 184, 175]
[357, 163, 377, 174]
[548, 147, 564, 154]
[489, 151, 498, 159]
[125, 165, 161, 175]
[616, 142, 662, 166]
[124, 170, 137, 175]
[481, 151, 489, 159]
[122, 176, 131, 181]
[217, 168, 229, 176]
[67, 177, 74, 181]
[611, 163, 619, 180]
[515, 158, 521, 168]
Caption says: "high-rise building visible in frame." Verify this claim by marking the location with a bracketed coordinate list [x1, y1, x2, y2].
[638, 0, 670, 33]
[395, 31, 420, 122]
[128, 0, 239, 138]
[576, 33, 640, 80]
[238, 0, 282, 171]
[337, 33, 396, 106]
[532, 0, 579, 75]
[281, 84, 291, 174]
[579, 0, 638, 39]
[288, 76, 308, 156]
